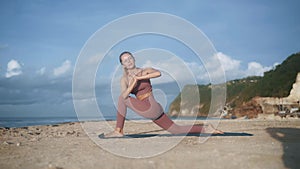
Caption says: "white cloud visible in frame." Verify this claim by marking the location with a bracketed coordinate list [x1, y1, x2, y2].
[5, 59, 23, 78]
[215, 52, 274, 80]
[36, 67, 46, 75]
[216, 52, 240, 71]
[273, 62, 280, 69]
[110, 50, 276, 87]
[140, 51, 276, 84]
[141, 57, 198, 85]
[215, 52, 244, 81]
[53, 60, 72, 77]
[246, 62, 272, 76]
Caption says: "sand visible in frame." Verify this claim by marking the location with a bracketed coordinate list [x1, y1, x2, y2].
[0, 119, 300, 169]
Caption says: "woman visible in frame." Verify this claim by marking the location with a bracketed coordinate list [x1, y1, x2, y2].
[105, 51, 223, 137]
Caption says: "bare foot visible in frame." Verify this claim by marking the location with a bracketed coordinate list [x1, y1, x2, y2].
[104, 131, 124, 138]
[204, 123, 224, 134]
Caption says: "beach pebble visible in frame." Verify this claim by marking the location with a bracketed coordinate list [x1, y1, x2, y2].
[28, 130, 34, 135]
[47, 163, 64, 169]
[148, 160, 156, 168]
[29, 137, 39, 142]
[66, 131, 76, 135]
[2, 141, 13, 145]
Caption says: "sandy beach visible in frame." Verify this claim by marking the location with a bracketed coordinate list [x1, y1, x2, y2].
[1, 118, 299, 169]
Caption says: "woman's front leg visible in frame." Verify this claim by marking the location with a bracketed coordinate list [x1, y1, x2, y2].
[105, 96, 127, 138]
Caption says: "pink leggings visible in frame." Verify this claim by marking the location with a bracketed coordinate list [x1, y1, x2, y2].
[116, 95, 204, 134]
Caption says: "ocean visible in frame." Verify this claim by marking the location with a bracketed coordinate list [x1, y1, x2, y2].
[0, 116, 116, 128]
[0, 116, 222, 128]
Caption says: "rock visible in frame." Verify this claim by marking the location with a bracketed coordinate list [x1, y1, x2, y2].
[2, 141, 13, 145]
[233, 99, 263, 118]
[238, 115, 248, 120]
[287, 72, 300, 102]
[256, 72, 300, 115]
[35, 131, 41, 135]
[66, 131, 76, 136]
[28, 130, 34, 135]
[29, 137, 39, 142]
[47, 164, 64, 169]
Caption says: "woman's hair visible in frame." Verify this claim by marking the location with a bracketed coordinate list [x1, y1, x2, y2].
[119, 51, 133, 64]
[119, 51, 133, 77]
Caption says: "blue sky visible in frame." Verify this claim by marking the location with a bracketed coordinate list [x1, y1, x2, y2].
[0, 0, 299, 118]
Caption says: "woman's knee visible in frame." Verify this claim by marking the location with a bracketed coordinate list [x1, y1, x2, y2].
[118, 95, 125, 101]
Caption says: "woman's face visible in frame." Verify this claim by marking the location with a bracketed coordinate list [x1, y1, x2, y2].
[121, 53, 135, 70]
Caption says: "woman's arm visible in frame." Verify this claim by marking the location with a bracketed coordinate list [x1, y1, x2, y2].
[120, 67, 161, 99]
[120, 76, 137, 99]
[135, 67, 161, 80]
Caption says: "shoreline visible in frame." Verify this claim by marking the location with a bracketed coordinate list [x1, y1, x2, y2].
[0, 115, 231, 128]
[1, 114, 298, 129]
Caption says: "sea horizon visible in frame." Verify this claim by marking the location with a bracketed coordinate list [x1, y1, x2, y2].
[0, 115, 222, 128]
[0, 116, 113, 128]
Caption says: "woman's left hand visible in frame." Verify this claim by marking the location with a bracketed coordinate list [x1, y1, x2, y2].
[128, 75, 138, 86]
[133, 74, 142, 81]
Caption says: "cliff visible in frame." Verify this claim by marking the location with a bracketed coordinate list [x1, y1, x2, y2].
[255, 72, 300, 114]
[168, 52, 300, 118]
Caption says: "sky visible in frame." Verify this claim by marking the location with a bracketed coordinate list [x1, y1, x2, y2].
[0, 0, 299, 118]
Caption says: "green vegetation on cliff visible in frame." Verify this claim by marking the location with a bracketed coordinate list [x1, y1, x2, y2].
[253, 53, 300, 97]
[169, 52, 300, 116]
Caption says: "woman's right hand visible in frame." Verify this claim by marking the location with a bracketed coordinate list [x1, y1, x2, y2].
[121, 75, 138, 99]
[128, 74, 138, 86]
